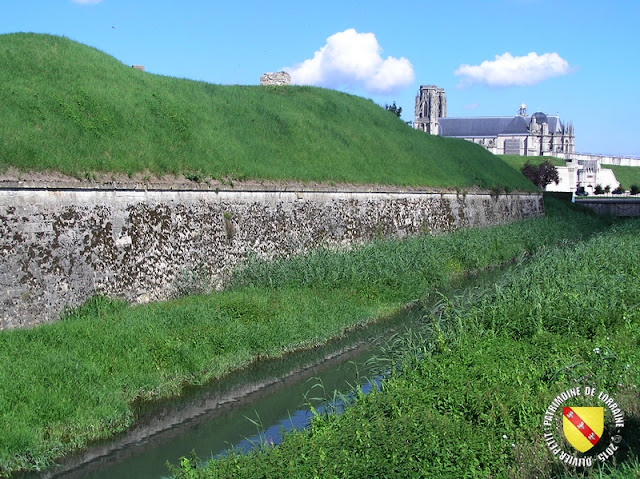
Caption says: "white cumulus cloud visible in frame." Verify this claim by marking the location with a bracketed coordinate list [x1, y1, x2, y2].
[455, 52, 571, 87]
[286, 29, 415, 95]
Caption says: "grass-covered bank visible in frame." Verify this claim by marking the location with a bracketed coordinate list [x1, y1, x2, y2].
[606, 165, 640, 191]
[499, 155, 566, 170]
[173, 217, 640, 479]
[0, 198, 617, 477]
[0, 33, 533, 192]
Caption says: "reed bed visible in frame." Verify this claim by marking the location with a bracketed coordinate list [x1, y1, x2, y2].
[173, 216, 640, 478]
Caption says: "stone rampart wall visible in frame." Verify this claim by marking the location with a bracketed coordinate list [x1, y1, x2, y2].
[576, 198, 640, 217]
[0, 188, 543, 329]
[569, 153, 640, 167]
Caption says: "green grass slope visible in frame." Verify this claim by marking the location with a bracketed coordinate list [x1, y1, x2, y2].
[605, 165, 640, 190]
[499, 154, 566, 170]
[0, 33, 535, 191]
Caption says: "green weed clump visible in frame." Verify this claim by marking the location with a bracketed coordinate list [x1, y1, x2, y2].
[173, 219, 640, 478]
[0, 33, 534, 192]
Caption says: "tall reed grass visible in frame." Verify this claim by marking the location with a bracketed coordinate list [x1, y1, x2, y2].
[173, 218, 639, 478]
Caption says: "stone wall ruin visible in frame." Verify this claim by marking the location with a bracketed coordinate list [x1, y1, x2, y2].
[260, 71, 291, 86]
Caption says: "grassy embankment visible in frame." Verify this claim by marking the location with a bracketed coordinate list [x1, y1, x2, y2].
[0, 198, 620, 477]
[499, 155, 566, 170]
[173, 212, 640, 479]
[0, 33, 534, 192]
[606, 165, 640, 192]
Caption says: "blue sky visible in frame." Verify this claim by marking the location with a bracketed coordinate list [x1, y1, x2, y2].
[2, 0, 639, 157]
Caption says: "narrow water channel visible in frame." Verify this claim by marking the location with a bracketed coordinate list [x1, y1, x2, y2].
[26, 267, 508, 479]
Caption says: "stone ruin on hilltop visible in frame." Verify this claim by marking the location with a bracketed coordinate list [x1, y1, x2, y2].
[260, 71, 291, 86]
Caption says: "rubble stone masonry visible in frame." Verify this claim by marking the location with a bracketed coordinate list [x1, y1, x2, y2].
[0, 186, 543, 328]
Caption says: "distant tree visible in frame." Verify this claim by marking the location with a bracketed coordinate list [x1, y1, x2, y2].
[612, 185, 625, 195]
[631, 184, 640, 195]
[594, 184, 604, 195]
[520, 160, 560, 190]
[384, 101, 402, 117]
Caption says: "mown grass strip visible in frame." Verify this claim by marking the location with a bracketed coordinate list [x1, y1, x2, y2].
[179, 219, 640, 479]
[0, 197, 615, 477]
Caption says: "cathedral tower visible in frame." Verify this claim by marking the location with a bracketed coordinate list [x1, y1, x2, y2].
[414, 85, 446, 134]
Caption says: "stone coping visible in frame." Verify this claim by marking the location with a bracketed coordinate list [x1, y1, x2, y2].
[0, 178, 535, 196]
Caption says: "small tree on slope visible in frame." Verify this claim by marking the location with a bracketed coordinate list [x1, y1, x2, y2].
[520, 160, 560, 190]
[384, 102, 402, 117]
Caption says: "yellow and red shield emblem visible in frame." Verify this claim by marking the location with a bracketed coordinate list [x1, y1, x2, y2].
[562, 406, 604, 452]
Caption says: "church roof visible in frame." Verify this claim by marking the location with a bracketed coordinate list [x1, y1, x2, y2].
[439, 116, 529, 137]
[438, 114, 563, 138]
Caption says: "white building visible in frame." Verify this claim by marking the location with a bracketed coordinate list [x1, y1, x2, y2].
[547, 159, 619, 194]
[413, 85, 625, 193]
[414, 85, 575, 157]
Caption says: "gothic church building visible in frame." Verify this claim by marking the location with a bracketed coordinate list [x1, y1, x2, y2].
[414, 85, 575, 157]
